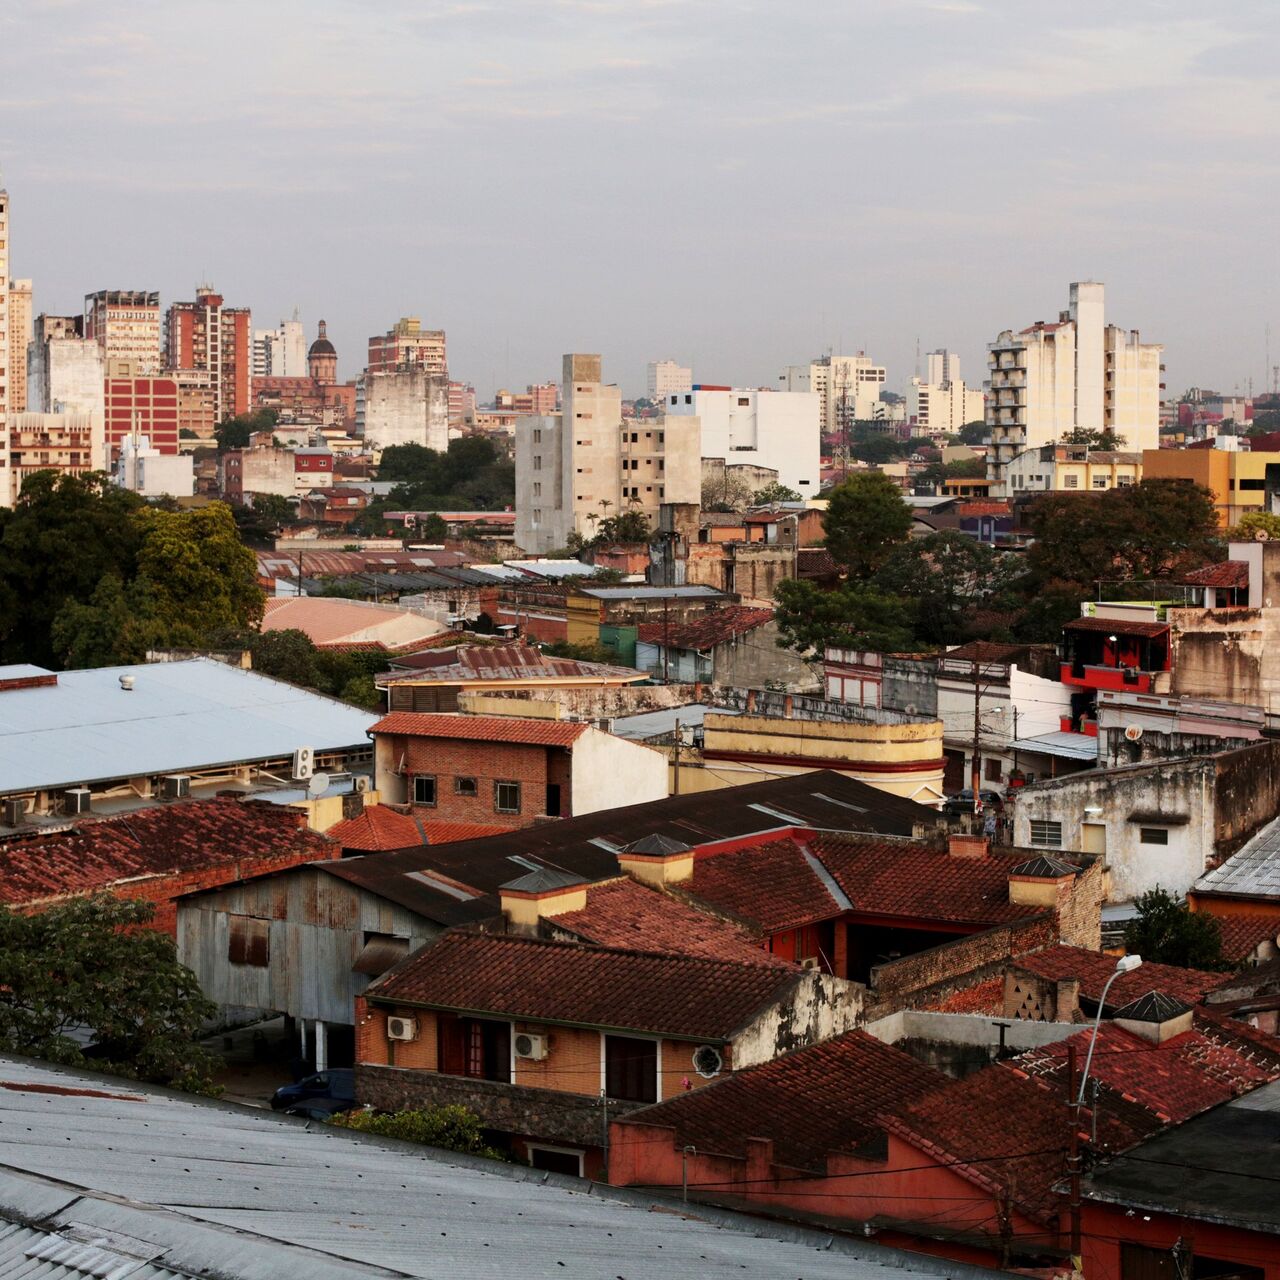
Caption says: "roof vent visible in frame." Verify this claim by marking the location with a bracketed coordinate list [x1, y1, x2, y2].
[1112, 990, 1194, 1044]
[617, 834, 695, 887]
[119, 674, 135, 691]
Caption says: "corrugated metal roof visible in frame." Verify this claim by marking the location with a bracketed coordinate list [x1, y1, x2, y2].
[1008, 731, 1099, 761]
[1195, 815, 1280, 900]
[0, 1057, 997, 1280]
[581, 585, 726, 600]
[0, 659, 376, 794]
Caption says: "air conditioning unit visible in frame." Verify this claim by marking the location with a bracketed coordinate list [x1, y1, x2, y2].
[3, 798, 26, 827]
[293, 746, 315, 781]
[800, 957, 821, 971]
[64, 787, 92, 816]
[160, 774, 190, 801]
[387, 1016, 418, 1043]
[514, 1033, 548, 1061]
[353, 775, 371, 794]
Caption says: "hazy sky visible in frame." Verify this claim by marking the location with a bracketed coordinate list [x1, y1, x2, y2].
[2, 0, 1277, 400]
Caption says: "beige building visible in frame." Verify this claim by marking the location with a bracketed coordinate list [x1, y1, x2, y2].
[906, 375, 984, 440]
[84, 290, 161, 375]
[987, 282, 1162, 493]
[645, 359, 691, 401]
[780, 353, 886, 430]
[515, 354, 700, 554]
[367, 316, 446, 378]
[1004, 445, 1142, 496]
[8, 279, 32, 414]
[0, 187, 9, 502]
[362, 367, 449, 452]
[7, 412, 104, 501]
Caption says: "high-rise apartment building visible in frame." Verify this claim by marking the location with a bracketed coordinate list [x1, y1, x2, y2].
[104, 361, 179, 461]
[906, 373, 985, 441]
[986, 282, 1163, 490]
[84, 290, 161, 375]
[0, 186, 10, 503]
[367, 317, 447, 378]
[646, 360, 692, 402]
[253, 315, 307, 379]
[362, 368, 449, 453]
[779, 353, 886, 431]
[665, 385, 820, 494]
[515, 354, 700, 555]
[925, 349, 961, 387]
[8, 279, 32, 413]
[164, 286, 251, 423]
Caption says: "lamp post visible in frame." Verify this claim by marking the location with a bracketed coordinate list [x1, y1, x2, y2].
[1068, 953, 1142, 1261]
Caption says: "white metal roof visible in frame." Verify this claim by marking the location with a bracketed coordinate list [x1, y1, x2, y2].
[0, 659, 376, 794]
[1008, 731, 1099, 762]
[1194, 815, 1280, 900]
[0, 1056, 1000, 1280]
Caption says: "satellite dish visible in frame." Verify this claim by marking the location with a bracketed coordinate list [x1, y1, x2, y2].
[307, 772, 330, 797]
[1124, 725, 1144, 742]
[1255, 529, 1270, 541]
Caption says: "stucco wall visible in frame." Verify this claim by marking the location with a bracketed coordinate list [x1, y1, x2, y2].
[569, 728, 668, 815]
[730, 973, 864, 1070]
[708, 618, 820, 693]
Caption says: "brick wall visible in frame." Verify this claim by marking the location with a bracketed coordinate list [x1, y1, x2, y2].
[868, 913, 1058, 1012]
[1055, 859, 1104, 951]
[400, 737, 554, 828]
[513, 1023, 599, 1095]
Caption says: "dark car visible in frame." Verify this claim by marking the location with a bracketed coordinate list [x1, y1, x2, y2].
[283, 1097, 358, 1122]
[941, 788, 1004, 817]
[270, 1067, 355, 1111]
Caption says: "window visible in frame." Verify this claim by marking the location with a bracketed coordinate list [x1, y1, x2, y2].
[532, 482, 541, 497]
[528, 1146, 583, 1177]
[495, 780, 521, 813]
[413, 775, 437, 806]
[984, 757, 1002, 783]
[1239, 478, 1266, 491]
[604, 1034, 657, 1103]
[228, 915, 270, 967]
[533, 456, 542, 471]
[455, 776, 477, 797]
[684, 394, 692, 404]
[1063, 475, 1079, 489]
[1029, 819, 1063, 848]
[532, 429, 542, 443]
[1139, 827, 1169, 845]
[1092, 477, 1109, 489]
[737, 397, 750, 407]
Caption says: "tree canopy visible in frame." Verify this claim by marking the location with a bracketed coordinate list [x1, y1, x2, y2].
[752, 482, 803, 504]
[1122, 888, 1225, 971]
[215, 408, 279, 451]
[0, 895, 219, 1093]
[822, 472, 913, 578]
[1227, 510, 1280, 541]
[955, 421, 988, 445]
[774, 578, 916, 654]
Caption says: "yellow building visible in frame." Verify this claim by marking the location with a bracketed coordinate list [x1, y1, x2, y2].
[1141, 447, 1280, 528]
[1004, 446, 1142, 497]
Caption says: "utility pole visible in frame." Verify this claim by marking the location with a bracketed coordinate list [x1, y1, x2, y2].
[672, 718, 682, 795]
[1067, 1043, 1082, 1264]
[662, 595, 671, 684]
[971, 658, 984, 814]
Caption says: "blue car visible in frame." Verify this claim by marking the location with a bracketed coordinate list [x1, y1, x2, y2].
[270, 1067, 355, 1111]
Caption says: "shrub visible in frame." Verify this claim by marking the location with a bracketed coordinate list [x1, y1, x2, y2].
[329, 1103, 508, 1159]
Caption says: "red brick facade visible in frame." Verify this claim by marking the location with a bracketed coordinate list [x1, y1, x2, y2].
[398, 736, 569, 829]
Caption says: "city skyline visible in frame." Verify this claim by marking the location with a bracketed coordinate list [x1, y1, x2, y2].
[2, 0, 1277, 400]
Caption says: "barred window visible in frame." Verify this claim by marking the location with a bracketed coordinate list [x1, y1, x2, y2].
[1029, 819, 1063, 848]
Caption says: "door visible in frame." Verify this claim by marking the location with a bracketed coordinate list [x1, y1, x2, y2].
[1081, 822, 1107, 858]
[545, 783, 562, 818]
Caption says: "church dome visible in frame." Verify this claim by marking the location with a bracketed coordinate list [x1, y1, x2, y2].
[308, 319, 336, 357]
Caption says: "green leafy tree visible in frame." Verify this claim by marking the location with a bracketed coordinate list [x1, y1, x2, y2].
[593, 510, 650, 545]
[1226, 510, 1280, 541]
[774, 578, 916, 654]
[822, 472, 913, 579]
[875, 532, 1018, 645]
[330, 1104, 506, 1159]
[1061, 426, 1126, 450]
[51, 574, 170, 668]
[752, 482, 803, 504]
[851, 435, 910, 465]
[1247, 409, 1280, 433]
[0, 895, 220, 1093]
[1123, 889, 1225, 971]
[957, 421, 988, 445]
[0, 472, 146, 667]
[215, 408, 278, 451]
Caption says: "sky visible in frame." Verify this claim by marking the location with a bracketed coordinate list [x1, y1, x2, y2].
[2, 0, 1277, 401]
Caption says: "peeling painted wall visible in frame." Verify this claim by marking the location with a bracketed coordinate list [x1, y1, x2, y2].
[730, 973, 865, 1070]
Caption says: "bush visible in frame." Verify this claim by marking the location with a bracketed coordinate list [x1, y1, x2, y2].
[330, 1103, 507, 1159]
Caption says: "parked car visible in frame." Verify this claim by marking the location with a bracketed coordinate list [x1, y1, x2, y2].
[283, 1097, 358, 1121]
[941, 788, 1004, 817]
[270, 1067, 355, 1111]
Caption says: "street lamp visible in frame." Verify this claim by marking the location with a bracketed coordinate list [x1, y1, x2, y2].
[1076, 953, 1142, 1105]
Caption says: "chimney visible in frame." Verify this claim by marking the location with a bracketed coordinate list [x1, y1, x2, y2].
[948, 833, 989, 858]
[1111, 991, 1195, 1044]
[616, 834, 694, 887]
[499, 868, 589, 933]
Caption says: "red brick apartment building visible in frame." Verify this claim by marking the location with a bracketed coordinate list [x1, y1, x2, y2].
[164, 287, 251, 422]
[104, 367, 178, 461]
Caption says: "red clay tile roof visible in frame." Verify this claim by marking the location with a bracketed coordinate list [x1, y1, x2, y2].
[809, 833, 1041, 926]
[1012, 1012, 1280, 1136]
[1011, 945, 1221, 1009]
[941, 641, 1029, 665]
[796, 548, 841, 580]
[327, 806, 426, 851]
[1215, 914, 1280, 963]
[369, 712, 589, 747]
[0, 799, 334, 906]
[367, 931, 801, 1040]
[1063, 616, 1169, 638]
[421, 820, 510, 845]
[382, 642, 644, 685]
[687, 838, 843, 933]
[1181, 561, 1249, 589]
[882, 1065, 1067, 1223]
[618, 1031, 948, 1171]
[957, 501, 1011, 518]
[636, 606, 773, 651]
[550, 877, 788, 968]
[924, 976, 1006, 1015]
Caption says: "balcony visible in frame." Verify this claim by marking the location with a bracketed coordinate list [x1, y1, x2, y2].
[1060, 663, 1156, 694]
